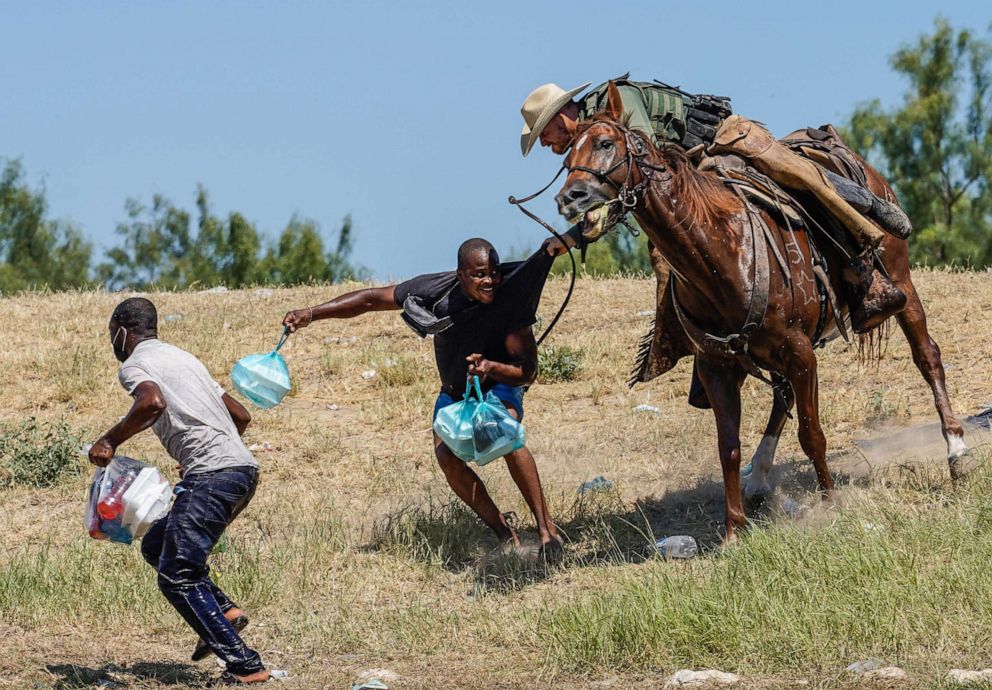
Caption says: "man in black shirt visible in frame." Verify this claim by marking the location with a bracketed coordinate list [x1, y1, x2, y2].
[283, 238, 562, 556]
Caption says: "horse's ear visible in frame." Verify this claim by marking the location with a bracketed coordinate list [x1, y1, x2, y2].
[563, 113, 578, 138]
[605, 81, 624, 122]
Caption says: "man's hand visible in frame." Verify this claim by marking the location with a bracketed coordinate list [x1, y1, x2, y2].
[466, 353, 494, 381]
[542, 233, 577, 257]
[88, 437, 115, 467]
[282, 308, 312, 333]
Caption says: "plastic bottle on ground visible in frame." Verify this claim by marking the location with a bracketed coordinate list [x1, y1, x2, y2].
[656, 535, 698, 559]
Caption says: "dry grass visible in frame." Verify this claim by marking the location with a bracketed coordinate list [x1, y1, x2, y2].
[1, 269, 991, 689]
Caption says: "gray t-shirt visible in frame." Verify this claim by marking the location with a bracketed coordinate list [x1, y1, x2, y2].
[118, 339, 258, 475]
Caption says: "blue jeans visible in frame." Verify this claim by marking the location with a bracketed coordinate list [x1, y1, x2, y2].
[141, 465, 263, 675]
[432, 383, 525, 422]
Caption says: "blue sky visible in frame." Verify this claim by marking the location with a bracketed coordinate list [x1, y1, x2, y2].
[1, 1, 988, 281]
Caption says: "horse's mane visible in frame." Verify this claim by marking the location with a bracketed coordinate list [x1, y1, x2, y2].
[661, 146, 743, 229]
[576, 116, 742, 230]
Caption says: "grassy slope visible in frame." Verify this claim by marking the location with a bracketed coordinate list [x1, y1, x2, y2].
[1, 270, 991, 689]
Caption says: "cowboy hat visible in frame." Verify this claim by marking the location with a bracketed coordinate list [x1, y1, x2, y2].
[519, 81, 591, 157]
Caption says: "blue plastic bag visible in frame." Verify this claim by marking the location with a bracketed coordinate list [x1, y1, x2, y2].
[432, 377, 480, 462]
[231, 329, 292, 409]
[471, 391, 526, 465]
[433, 376, 526, 465]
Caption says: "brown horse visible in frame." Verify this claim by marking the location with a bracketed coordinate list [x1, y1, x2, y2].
[556, 82, 967, 541]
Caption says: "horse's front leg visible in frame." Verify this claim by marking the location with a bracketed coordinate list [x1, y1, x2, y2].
[784, 334, 834, 494]
[696, 355, 748, 543]
[745, 374, 795, 507]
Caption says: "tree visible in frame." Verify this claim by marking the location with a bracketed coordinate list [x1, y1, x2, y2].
[845, 18, 992, 267]
[262, 216, 330, 284]
[98, 195, 193, 289]
[0, 159, 92, 294]
[100, 186, 366, 289]
[261, 214, 369, 285]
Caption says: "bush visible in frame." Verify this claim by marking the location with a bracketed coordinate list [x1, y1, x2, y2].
[538, 345, 584, 383]
[0, 418, 83, 488]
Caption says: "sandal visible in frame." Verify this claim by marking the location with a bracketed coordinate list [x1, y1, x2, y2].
[192, 614, 249, 661]
[213, 669, 288, 685]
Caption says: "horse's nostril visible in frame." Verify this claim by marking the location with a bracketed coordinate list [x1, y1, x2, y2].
[568, 188, 588, 202]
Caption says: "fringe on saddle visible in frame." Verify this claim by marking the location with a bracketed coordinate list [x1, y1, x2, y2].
[628, 124, 867, 388]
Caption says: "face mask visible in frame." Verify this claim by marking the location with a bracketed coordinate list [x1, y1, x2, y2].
[111, 325, 129, 362]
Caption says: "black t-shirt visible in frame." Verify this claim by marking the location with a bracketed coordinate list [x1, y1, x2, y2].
[394, 249, 554, 396]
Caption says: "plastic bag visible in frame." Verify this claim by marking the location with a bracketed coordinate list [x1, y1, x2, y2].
[471, 391, 526, 465]
[232, 329, 291, 409]
[432, 377, 480, 462]
[85, 456, 171, 544]
[433, 377, 526, 465]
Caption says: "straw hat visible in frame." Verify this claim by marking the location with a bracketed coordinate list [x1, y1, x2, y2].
[519, 81, 591, 156]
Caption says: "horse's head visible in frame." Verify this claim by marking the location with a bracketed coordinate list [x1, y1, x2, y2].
[555, 81, 649, 241]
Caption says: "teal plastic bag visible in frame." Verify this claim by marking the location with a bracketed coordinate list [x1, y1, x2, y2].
[433, 377, 480, 462]
[471, 390, 526, 465]
[231, 329, 291, 409]
[433, 376, 526, 465]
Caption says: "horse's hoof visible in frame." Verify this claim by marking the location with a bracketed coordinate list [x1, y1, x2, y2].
[949, 449, 981, 482]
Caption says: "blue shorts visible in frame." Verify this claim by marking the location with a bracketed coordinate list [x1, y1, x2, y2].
[432, 383, 525, 422]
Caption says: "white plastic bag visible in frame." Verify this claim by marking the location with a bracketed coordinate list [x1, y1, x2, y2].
[85, 456, 171, 544]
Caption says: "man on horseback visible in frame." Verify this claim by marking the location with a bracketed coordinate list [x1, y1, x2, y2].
[519, 75, 913, 338]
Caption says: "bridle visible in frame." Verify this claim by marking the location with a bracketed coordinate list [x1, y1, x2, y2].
[559, 120, 788, 405]
[564, 120, 671, 217]
[506, 119, 668, 346]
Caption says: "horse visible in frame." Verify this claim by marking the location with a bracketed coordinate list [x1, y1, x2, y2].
[555, 82, 967, 542]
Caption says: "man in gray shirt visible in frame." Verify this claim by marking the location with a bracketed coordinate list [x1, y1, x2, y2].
[89, 297, 270, 685]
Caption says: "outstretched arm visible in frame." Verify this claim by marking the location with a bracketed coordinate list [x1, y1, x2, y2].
[89, 381, 167, 467]
[466, 326, 538, 387]
[283, 286, 400, 332]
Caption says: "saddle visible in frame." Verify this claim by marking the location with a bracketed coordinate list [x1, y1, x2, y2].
[629, 125, 866, 389]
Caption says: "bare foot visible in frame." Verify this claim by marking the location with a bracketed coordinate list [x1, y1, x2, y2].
[224, 669, 270, 684]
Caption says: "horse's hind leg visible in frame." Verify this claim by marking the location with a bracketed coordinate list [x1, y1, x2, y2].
[745, 374, 796, 506]
[785, 336, 834, 494]
[892, 278, 969, 469]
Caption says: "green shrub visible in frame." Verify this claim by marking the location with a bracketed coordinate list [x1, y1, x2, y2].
[0, 418, 83, 488]
[538, 345, 584, 383]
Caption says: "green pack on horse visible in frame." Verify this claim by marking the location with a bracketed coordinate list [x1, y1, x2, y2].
[554, 82, 968, 542]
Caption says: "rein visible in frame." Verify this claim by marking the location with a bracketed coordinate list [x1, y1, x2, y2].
[508, 167, 577, 348]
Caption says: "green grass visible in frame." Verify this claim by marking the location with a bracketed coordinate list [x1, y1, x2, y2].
[534, 462, 992, 677]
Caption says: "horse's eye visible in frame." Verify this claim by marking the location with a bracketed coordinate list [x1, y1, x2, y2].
[599, 140, 614, 151]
